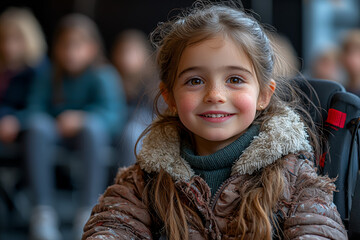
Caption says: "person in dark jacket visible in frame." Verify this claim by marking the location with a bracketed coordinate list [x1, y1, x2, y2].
[25, 14, 126, 240]
[0, 8, 47, 152]
[83, 2, 347, 240]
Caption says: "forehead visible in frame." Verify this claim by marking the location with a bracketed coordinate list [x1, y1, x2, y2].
[58, 28, 93, 43]
[0, 22, 22, 35]
[177, 35, 254, 74]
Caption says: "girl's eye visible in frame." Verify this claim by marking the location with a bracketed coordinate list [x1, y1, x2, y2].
[226, 76, 244, 84]
[186, 78, 204, 86]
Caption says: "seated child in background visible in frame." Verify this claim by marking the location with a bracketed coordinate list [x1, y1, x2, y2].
[311, 45, 341, 82]
[111, 29, 157, 166]
[83, 2, 347, 240]
[0, 8, 47, 150]
[25, 13, 127, 240]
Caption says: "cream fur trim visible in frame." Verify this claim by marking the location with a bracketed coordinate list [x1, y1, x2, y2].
[137, 107, 312, 181]
[137, 125, 194, 181]
[231, 107, 312, 175]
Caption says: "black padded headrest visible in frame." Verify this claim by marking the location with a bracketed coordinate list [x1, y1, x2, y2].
[294, 78, 345, 125]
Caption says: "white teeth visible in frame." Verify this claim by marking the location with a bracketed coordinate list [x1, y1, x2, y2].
[204, 114, 230, 118]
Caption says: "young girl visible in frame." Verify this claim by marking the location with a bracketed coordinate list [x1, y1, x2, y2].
[83, 3, 347, 240]
[25, 14, 126, 240]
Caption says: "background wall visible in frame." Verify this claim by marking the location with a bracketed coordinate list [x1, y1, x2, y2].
[1, 0, 359, 72]
[0, 0, 304, 63]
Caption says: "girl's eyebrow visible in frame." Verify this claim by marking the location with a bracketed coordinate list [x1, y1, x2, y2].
[177, 65, 253, 78]
[177, 66, 202, 78]
[225, 66, 253, 76]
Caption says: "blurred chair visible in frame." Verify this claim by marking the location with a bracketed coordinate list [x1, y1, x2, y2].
[0, 142, 28, 230]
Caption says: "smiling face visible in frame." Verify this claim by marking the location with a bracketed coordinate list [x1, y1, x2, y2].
[169, 35, 273, 155]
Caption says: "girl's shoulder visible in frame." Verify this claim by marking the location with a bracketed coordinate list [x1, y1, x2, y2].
[113, 163, 149, 190]
[281, 152, 315, 176]
[280, 152, 336, 198]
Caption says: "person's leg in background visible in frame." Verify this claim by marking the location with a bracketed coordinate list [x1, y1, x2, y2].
[25, 113, 61, 240]
[73, 113, 109, 238]
[117, 107, 153, 167]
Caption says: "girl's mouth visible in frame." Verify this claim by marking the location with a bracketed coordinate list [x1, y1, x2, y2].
[198, 112, 235, 122]
[201, 113, 232, 118]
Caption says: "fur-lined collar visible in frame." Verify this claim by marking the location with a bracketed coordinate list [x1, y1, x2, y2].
[137, 107, 312, 181]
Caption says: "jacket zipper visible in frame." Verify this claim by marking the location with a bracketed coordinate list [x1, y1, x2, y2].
[209, 173, 241, 210]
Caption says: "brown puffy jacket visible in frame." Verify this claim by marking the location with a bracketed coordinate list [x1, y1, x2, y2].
[83, 108, 347, 239]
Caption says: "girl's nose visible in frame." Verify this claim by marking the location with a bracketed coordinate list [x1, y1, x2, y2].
[203, 87, 226, 104]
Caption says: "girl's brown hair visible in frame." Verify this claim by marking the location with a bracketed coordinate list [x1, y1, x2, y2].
[139, 2, 320, 239]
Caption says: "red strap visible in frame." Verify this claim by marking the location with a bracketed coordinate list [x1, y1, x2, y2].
[319, 152, 327, 168]
[326, 108, 347, 128]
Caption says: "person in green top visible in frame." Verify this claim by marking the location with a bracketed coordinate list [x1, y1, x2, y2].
[25, 14, 127, 240]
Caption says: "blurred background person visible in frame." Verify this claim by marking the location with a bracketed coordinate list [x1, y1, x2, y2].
[268, 33, 300, 79]
[25, 14, 126, 240]
[310, 46, 341, 82]
[112, 29, 154, 108]
[111, 29, 157, 165]
[341, 29, 360, 95]
[0, 7, 47, 154]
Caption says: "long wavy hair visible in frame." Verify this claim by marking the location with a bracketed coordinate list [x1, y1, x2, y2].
[0, 7, 47, 67]
[138, 2, 320, 239]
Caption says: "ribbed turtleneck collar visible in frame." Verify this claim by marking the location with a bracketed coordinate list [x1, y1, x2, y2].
[181, 124, 260, 171]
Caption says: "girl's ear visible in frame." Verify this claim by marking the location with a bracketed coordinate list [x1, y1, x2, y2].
[159, 82, 176, 111]
[257, 79, 276, 110]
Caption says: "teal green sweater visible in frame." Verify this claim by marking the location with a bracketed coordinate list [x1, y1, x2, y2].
[181, 124, 260, 196]
[26, 64, 127, 136]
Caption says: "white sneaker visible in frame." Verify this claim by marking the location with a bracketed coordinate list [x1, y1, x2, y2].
[29, 205, 62, 240]
[73, 207, 92, 240]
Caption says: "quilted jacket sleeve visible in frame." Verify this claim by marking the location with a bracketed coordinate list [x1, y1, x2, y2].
[82, 164, 153, 240]
[282, 154, 348, 239]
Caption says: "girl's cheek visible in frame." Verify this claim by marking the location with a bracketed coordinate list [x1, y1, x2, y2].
[233, 93, 257, 114]
[176, 92, 199, 114]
